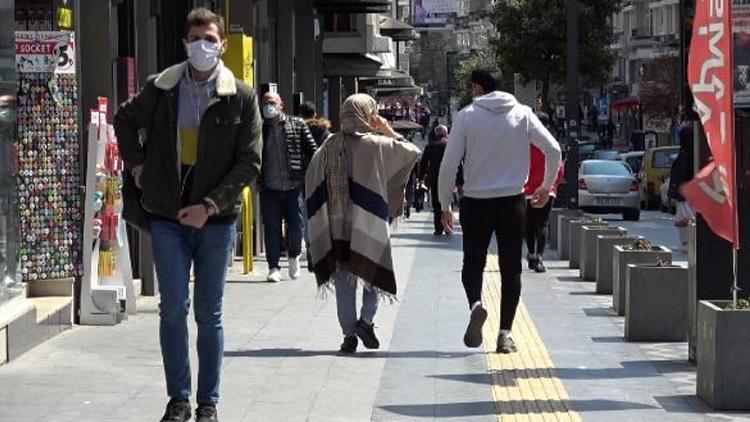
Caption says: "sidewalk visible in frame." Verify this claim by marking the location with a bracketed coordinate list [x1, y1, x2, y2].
[0, 211, 748, 421]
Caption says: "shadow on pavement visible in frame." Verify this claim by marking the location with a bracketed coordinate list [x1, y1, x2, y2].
[556, 275, 584, 282]
[651, 395, 749, 419]
[430, 364, 664, 384]
[378, 399, 658, 417]
[224, 348, 482, 359]
[583, 307, 618, 317]
[569, 291, 600, 296]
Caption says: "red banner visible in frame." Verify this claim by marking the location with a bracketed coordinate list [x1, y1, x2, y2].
[683, 0, 737, 248]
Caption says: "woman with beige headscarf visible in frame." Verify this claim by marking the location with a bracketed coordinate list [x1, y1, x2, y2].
[305, 94, 421, 354]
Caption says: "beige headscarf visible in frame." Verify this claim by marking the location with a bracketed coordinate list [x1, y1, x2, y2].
[327, 94, 380, 209]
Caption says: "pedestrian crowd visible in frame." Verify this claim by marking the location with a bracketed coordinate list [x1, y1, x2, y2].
[113, 8, 563, 422]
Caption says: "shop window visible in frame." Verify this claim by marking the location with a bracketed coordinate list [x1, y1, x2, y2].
[323, 13, 356, 33]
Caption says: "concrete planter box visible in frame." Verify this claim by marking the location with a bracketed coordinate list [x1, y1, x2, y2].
[557, 214, 583, 261]
[625, 264, 688, 341]
[569, 220, 608, 269]
[580, 226, 627, 281]
[697, 300, 750, 410]
[612, 245, 672, 316]
[596, 235, 643, 294]
[550, 209, 582, 251]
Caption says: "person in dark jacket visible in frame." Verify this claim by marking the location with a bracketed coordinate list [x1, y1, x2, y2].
[260, 92, 317, 283]
[299, 101, 331, 146]
[419, 125, 449, 235]
[669, 124, 695, 245]
[114, 8, 262, 422]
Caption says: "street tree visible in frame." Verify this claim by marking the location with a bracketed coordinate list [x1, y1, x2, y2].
[638, 55, 681, 129]
[491, 0, 619, 113]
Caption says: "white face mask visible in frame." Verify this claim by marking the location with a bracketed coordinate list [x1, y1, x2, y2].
[263, 104, 280, 119]
[186, 39, 222, 72]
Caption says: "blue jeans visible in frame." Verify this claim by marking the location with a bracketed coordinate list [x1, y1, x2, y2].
[260, 186, 304, 269]
[151, 220, 236, 405]
[335, 270, 379, 336]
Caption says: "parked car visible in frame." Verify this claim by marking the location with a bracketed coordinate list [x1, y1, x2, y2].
[593, 150, 621, 160]
[637, 146, 680, 210]
[576, 139, 600, 160]
[620, 151, 645, 175]
[578, 160, 641, 221]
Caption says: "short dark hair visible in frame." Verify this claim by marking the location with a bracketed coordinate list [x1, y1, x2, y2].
[186, 7, 225, 39]
[299, 101, 317, 119]
[470, 69, 502, 94]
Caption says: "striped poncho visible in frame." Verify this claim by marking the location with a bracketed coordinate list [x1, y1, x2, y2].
[305, 118, 421, 298]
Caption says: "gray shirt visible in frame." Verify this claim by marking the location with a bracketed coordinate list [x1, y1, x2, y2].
[262, 117, 301, 191]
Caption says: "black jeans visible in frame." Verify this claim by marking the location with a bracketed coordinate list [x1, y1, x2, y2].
[459, 194, 525, 331]
[430, 182, 442, 234]
[525, 199, 553, 256]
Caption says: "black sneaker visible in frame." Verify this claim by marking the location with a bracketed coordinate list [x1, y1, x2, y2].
[160, 398, 192, 422]
[496, 333, 518, 354]
[535, 259, 547, 273]
[195, 404, 218, 422]
[463, 305, 488, 348]
[340, 335, 358, 354]
[354, 320, 380, 349]
[527, 254, 538, 270]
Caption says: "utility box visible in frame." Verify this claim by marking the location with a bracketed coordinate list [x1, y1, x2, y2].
[225, 33, 254, 86]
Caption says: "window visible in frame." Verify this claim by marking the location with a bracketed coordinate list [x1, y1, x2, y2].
[653, 150, 679, 168]
[323, 13, 356, 33]
[582, 162, 631, 176]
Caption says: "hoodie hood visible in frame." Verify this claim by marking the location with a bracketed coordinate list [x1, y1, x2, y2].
[472, 91, 519, 113]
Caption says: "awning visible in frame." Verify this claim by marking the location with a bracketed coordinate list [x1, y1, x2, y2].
[323, 54, 390, 78]
[370, 86, 424, 97]
[358, 70, 415, 89]
[379, 16, 418, 41]
[612, 97, 640, 112]
[390, 120, 424, 131]
[314, 0, 390, 13]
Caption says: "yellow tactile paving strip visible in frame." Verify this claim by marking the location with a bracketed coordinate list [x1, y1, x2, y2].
[482, 256, 582, 422]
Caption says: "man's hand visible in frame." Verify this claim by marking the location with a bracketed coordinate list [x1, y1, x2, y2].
[178, 205, 209, 229]
[530, 186, 551, 209]
[132, 165, 143, 189]
[441, 211, 454, 235]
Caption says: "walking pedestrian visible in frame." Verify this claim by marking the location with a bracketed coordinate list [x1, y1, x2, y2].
[524, 128, 564, 273]
[114, 8, 262, 422]
[306, 94, 421, 354]
[419, 124, 450, 235]
[669, 125, 695, 246]
[438, 69, 561, 354]
[299, 101, 332, 146]
[260, 92, 317, 283]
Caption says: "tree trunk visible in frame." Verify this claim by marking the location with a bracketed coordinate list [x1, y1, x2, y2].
[542, 76, 552, 117]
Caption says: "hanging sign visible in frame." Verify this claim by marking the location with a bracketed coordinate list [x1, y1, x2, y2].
[734, 0, 750, 105]
[682, 0, 737, 247]
[15, 31, 76, 74]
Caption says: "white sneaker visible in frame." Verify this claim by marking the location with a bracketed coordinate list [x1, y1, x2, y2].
[289, 256, 301, 280]
[267, 268, 281, 283]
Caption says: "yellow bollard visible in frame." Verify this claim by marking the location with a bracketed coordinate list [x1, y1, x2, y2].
[241, 187, 254, 274]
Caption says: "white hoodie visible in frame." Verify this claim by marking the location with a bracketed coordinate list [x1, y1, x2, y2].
[438, 91, 562, 211]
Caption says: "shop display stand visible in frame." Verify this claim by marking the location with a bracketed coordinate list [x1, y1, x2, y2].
[15, 31, 82, 295]
[79, 100, 135, 326]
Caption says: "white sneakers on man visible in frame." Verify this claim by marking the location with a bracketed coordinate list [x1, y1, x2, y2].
[267, 268, 282, 283]
[289, 256, 301, 280]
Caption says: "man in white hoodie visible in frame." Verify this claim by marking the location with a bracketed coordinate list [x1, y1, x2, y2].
[438, 69, 561, 353]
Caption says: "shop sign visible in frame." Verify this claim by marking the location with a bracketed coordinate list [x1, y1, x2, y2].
[15, 31, 76, 74]
[412, 0, 458, 27]
[734, 0, 750, 105]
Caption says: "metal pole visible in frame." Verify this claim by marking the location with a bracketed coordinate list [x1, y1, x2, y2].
[733, 248, 739, 307]
[564, 0, 580, 210]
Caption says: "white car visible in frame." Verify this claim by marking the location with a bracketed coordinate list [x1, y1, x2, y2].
[577, 160, 641, 221]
